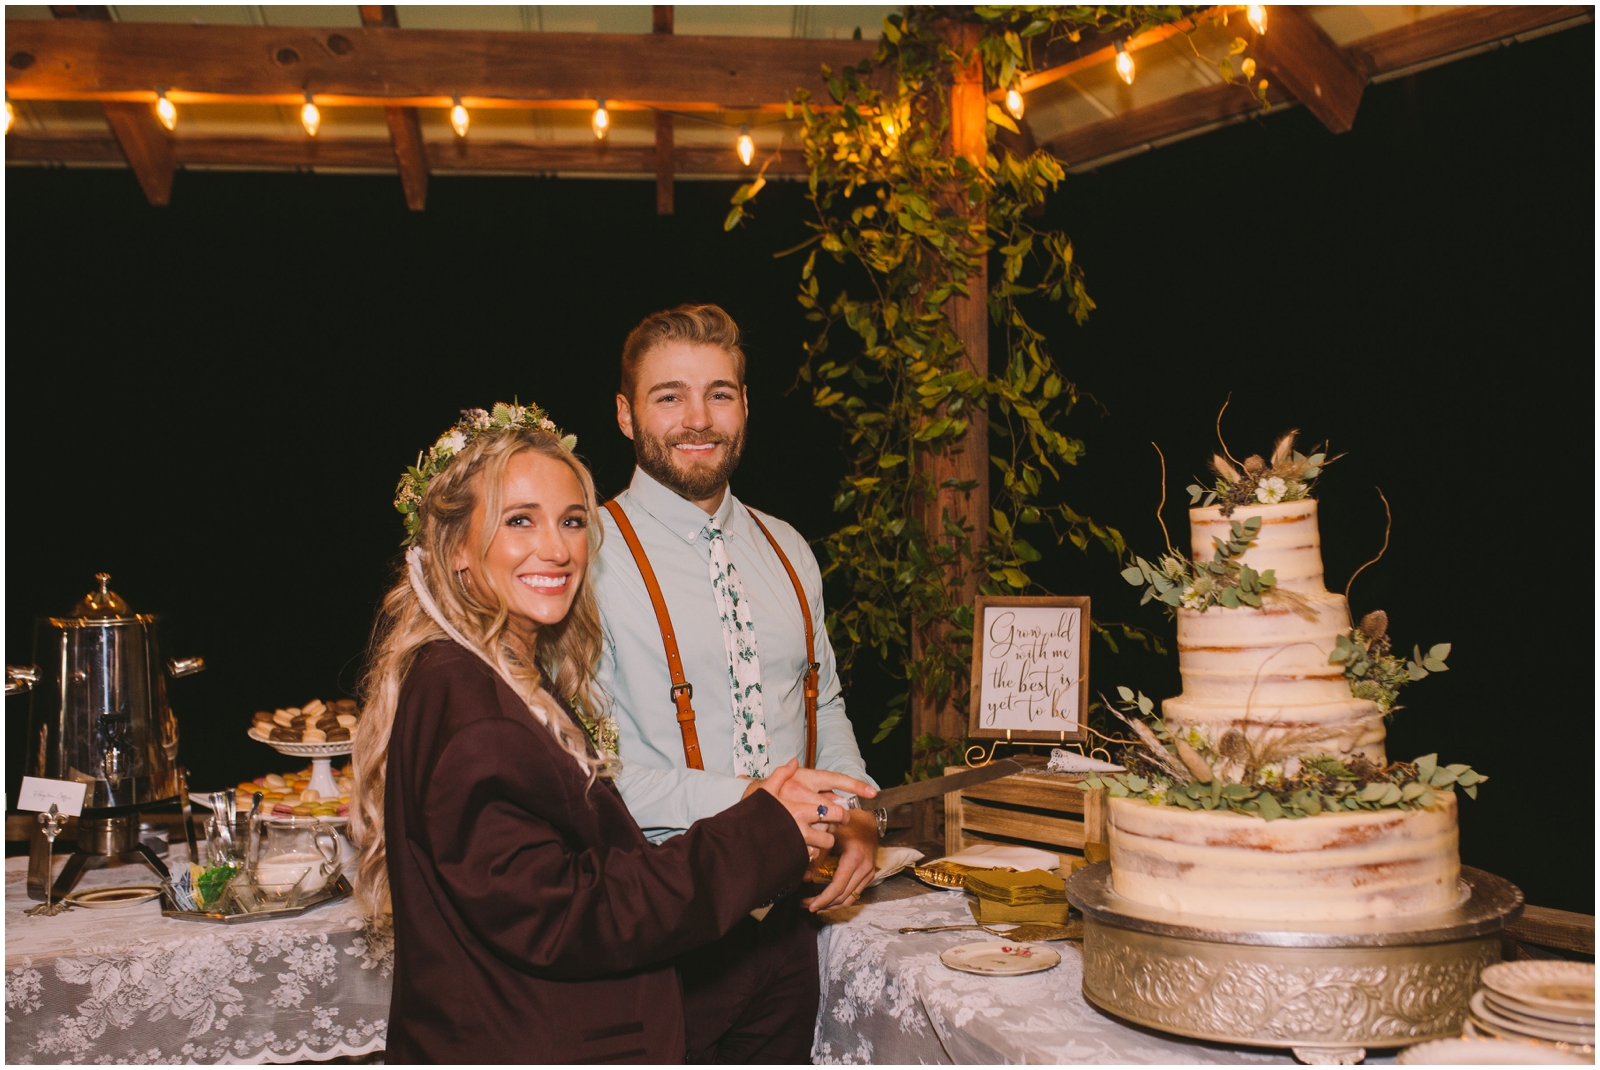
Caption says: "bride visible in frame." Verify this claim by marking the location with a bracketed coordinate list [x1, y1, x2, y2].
[348, 403, 873, 1063]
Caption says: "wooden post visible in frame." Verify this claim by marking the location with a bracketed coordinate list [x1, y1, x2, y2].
[653, 6, 675, 215]
[359, 5, 429, 211]
[908, 19, 990, 839]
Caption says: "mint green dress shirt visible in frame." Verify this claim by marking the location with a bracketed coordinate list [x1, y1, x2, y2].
[593, 467, 877, 841]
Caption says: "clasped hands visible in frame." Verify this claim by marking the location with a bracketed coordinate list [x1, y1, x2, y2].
[745, 758, 880, 912]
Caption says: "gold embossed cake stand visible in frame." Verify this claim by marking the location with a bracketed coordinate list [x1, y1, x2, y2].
[1065, 863, 1523, 1065]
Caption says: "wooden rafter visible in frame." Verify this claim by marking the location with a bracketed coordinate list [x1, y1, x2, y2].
[359, 4, 427, 210]
[5, 132, 810, 177]
[1044, 5, 1590, 171]
[1, 19, 878, 111]
[1251, 6, 1365, 134]
[1345, 5, 1594, 79]
[50, 5, 174, 205]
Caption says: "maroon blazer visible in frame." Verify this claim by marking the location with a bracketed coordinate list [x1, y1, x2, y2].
[384, 640, 808, 1063]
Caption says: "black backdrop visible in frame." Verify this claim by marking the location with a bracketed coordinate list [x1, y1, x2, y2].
[7, 26, 1592, 912]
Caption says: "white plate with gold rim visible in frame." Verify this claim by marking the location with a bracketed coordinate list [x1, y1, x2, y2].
[1486, 990, 1597, 1030]
[939, 940, 1060, 977]
[1399, 1036, 1592, 1065]
[1473, 992, 1596, 1046]
[1481, 962, 1596, 1017]
[63, 884, 163, 909]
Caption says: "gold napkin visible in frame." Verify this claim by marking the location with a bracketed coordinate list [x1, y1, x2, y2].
[969, 897, 1073, 924]
[965, 867, 1067, 905]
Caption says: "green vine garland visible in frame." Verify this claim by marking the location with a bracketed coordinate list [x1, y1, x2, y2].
[731, 7, 1273, 770]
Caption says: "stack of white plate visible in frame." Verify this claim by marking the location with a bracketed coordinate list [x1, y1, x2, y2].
[1466, 961, 1594, 1056]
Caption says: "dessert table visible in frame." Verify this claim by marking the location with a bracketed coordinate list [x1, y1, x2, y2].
[4, 848, 390, 1065]
[813, 876, 1300, 1065]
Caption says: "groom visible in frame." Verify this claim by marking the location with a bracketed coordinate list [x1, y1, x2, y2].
[592, 304, 879, 1063]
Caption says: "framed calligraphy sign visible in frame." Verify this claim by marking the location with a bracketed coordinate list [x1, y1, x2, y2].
[968, 595, 1090, 742]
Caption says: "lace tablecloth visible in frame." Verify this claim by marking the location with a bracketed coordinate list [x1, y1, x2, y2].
[813, 877, 1295, 1065]
[5, 848, 391, 1065]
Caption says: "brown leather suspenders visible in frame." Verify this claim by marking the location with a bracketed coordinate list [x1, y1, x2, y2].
[602, 498, 819, 772]
[746, 513, 821, 773]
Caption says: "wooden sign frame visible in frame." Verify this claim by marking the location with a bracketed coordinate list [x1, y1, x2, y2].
[968, 595, 1090, 743]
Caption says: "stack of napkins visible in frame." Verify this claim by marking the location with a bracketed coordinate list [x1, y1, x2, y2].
[966, 867, 1070, 924]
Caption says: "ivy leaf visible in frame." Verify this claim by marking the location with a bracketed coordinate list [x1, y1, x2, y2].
[1121, 565, 1146, 586]
[1414, 754, 1438, 783]
[1116, 685, 1135, 702]
[878, 453, 905, 469]
[986, 102, 1020, 134]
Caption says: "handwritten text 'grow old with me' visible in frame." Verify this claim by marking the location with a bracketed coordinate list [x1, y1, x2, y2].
[978, 606, 1083, 731]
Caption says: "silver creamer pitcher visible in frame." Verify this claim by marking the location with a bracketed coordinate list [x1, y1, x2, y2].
[11, 573, 203, 811]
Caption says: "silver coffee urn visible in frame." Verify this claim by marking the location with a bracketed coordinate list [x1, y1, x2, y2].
[7, 573, 204, 899]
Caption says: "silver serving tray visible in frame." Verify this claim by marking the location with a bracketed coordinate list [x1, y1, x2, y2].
[159, 873, 353, 924]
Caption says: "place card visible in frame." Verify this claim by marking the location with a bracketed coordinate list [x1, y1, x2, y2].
[968, 596, 1089, 743]
[16, 777, 90, 817]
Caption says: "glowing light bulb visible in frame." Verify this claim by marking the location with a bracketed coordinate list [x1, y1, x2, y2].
[880, 112, 898, 152]
[4, 99, 13, 136]
[1004, 87, 1025, 121]
[450, 98, 469, 138]
[1115, 45, 1136, 86]
[736, 125, 754, 167]
[1247, 4, 1268, 35]
[154, 91, 177, 131]
[301, 94, 321, 138]
[591, 99, 610, 141]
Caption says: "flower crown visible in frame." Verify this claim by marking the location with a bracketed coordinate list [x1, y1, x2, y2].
[394, 401, 577, 546]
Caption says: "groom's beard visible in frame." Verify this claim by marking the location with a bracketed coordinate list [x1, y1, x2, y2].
[633, 422, 747, 503]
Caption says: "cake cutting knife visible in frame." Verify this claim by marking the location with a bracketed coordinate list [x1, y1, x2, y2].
[864, 759, 1025, 833]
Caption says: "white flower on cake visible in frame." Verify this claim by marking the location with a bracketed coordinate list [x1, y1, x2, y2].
[1180, 586, 1205, 610]
[1255, 476, 1288, 504]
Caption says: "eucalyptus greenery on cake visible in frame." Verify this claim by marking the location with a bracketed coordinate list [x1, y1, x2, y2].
[1121, 515, 1280, 612]
[1081, 687, 1485, 822]
[1331, 609, 1450, 716]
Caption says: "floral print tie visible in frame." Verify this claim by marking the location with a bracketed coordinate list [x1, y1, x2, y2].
[706, 516, 770, 777]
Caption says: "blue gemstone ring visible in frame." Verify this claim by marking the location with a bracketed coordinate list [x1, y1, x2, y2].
[816, 804, 829, 818]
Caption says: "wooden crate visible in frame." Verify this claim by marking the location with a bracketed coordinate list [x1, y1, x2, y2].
[944, 755, 1109, 869]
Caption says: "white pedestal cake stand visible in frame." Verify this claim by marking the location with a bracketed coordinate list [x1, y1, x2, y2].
[247, 727, 351, 802]
[1065, 862, 1523, 1065]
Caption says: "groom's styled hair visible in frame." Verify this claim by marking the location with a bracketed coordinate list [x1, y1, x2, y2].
[619, 303, 747, 405]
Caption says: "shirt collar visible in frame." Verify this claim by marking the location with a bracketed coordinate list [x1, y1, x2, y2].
[625, 465, 738, 544]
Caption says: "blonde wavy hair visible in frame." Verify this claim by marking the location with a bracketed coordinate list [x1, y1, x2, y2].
[349, 426, 611, 916]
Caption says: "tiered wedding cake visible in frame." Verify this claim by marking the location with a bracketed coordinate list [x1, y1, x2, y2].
[1098, 439, 1473, 922]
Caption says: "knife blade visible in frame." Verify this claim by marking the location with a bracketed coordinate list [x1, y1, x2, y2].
[870, 759, 1025, 812]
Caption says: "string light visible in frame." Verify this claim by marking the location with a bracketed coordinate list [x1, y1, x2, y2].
[450, 97, 470, 138]
[1114, 43, 1136, 86]
[154, 91, 177, 132]
[591, 98, 610, 140]
[1004, 87, 1025, 121]
[880, 111, 898, 152]
[300, 92, 321, 138]
[1247, 4, 1268, 35]
[3, 97, 13, 136]
[736, 125, 754, 167]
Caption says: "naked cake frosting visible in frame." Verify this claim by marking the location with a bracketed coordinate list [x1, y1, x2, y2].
[1095, 435, 1476, 922]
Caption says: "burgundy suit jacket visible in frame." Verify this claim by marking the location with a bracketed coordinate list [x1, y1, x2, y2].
[383, 640, 807, 1063]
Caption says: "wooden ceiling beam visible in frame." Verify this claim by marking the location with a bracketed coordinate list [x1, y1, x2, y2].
[1250, 6, 1365, 134]
[1345, 5, 1594, 79]
[5, 132, 805, 177]
[1, 18, 877, 110]
[1044, 6, 1588, 170]
[50, 5, 173, 205]
[359, 4, 426, 210]
[1044, 80, 1289, 169]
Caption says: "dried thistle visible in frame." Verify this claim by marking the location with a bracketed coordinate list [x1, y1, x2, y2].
[1243, 455, 1266, 476]
[1360, 610, 1389, 642]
